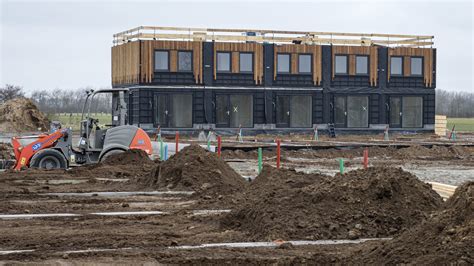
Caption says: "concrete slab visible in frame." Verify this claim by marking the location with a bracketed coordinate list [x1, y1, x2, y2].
[41, 191, 194, 197]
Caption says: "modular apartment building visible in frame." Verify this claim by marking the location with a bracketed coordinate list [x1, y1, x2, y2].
[111, 26, 436, 133]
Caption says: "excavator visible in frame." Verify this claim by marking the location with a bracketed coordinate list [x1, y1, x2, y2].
[10, 89, 152, 170]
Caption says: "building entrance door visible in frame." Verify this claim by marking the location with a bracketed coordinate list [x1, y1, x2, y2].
[215, 94, 253, 128]
[389, 97, 402, 128]
[276, 95, 312, 128]
[154, 93, 193, 128]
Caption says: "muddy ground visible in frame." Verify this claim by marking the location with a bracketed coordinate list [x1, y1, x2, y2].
[0, 144, 473, 264]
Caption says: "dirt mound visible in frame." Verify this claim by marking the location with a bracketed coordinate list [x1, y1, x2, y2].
[68, 149, 156, 179]
[357, 181, 473, 264]
[0, 143, 14, 160]
[142, 144, 246, 196]
[222, 166, 443, 241]
[0, 98, 49, 132]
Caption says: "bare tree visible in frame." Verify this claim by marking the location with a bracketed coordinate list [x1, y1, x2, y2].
[0, 84, 25, 103]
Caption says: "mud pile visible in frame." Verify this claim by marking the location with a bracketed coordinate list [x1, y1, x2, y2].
[143, 144, 247, 197]
[69, 149, 156, 179]
[0, 98, 49, 132]
[357, 181, 473, 264]
[222, 166, 443, 241]
[0, 143, 14, 160]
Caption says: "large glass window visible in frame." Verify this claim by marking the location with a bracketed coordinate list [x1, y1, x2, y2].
[335, 55, 348, 74]
[277, 54, 290, 73]
[230, 95, 253, 128]
[391, 57, 403, 75]
[170, 94, 193, 128]
[154, 51, 169, 71]
[217, 52, 231, 72]
[402, 97, 423, 128]
[411, 57, 423, 76]
[178, 51, 192, 72]
[290, 96, 312, 127]
[347, 96, 369, 128]
[356, 56, 368, 75]
[334, 96, 346, 128]
[239, 53, 253, 72]
[298, 54, 312, 73]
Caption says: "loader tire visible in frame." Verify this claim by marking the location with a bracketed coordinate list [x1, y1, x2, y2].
[30, 149, 68, 170]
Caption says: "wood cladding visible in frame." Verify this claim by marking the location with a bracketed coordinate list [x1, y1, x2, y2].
[140, 40, 203, 84]
[111, 42, 140, 85]
[388, 47, 434, 87]
[213, 43, 264, 84]
[274, 44, 323, 86]
[331, 46, 378, 86]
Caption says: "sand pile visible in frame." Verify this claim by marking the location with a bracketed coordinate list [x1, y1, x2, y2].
[357, 181, 473, 264]
[0, 98, 49, 132]
[143, 144, 246, 197]
[222, 166, 443, 241]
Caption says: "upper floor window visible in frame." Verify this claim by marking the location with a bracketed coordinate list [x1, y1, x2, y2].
[154, 51, 169, 71]
[217, 52, 231, 72]
[178, 51, 192, 72]
[240, 53, 253, 73]
[356, 55, 368, 75]
[298, 54, 312, 74]
[411, 57, 423, 76]
[335, 55, 348, 74]
[390, 56, 403, 75]
[277, 54, 290, 73]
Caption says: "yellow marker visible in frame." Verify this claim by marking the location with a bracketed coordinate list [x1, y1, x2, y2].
[20, 157, 26, 165]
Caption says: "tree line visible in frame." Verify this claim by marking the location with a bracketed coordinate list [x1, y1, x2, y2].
[1, 84, 473, 117]
[1, 85, 111, 114]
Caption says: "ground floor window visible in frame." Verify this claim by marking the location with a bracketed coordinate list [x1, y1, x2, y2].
[276, 95, 312, 128]
[154, 93, 193, 128]
[334, 96, 369, 128]
[216, 94, 253, 128]
[389, 96, 423, 128]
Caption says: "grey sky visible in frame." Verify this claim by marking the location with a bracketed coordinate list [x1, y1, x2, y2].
[1, 0, 473, 93]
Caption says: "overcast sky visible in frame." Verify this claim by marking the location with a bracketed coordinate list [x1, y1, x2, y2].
[1, 0, 473, 93]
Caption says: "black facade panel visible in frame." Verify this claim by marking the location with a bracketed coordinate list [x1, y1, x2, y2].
[388, 76, 426, 88]
[152, 72, 195, 85]
[203, 42, 214, 86]
[313, 93, 324, 124]
[321, 46, 332, 89]
[213, 73, 255, 86]
[273, 74, 314, 87]
[378, 47, 388, 89]
[424, 93, 436, 125]
[369, 94, 380, 124]
[263, 44, 274, 87]
[194, 90, 205, 124]
[254, 92, 265, 124]
[432, 49, 437, 88]
[331, 75, 370, 88]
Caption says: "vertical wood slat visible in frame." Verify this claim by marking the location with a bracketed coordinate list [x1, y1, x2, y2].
[138, 40, 203, 84]
[274, 44, 322, 85]
[403, 56, 411, 76]
[331, 46, 377, 86]
[291, 53, 298, 74]
[111, 41, 140, 86]
[170, 50, 178, 72]
[232, 52, 239, 73]
[214, 42, 263, 84]
[349, 55, 356, 75]
[388, 47, 433, 87]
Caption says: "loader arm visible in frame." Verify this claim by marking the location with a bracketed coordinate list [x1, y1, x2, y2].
[12, 129, 69, 170]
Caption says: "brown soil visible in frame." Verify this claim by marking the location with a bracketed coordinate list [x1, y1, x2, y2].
[141, 144, 247, 198]
[223, 145, 474, 161]
[0, 142, 14, 160]
[0, 97, 49, 132]
[222, 166, 443, 241]
[355, 181, 474, 265]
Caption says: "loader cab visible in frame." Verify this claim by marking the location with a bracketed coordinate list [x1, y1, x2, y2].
[79, 89, 129, 152]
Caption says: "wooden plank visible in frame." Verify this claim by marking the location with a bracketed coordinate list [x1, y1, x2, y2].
[403, 56, 411, 76]
[232, 52, 239, 73]
[170, 50, 178, 72]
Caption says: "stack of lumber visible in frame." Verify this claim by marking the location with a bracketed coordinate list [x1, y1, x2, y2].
[435, 115, 447, 137]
